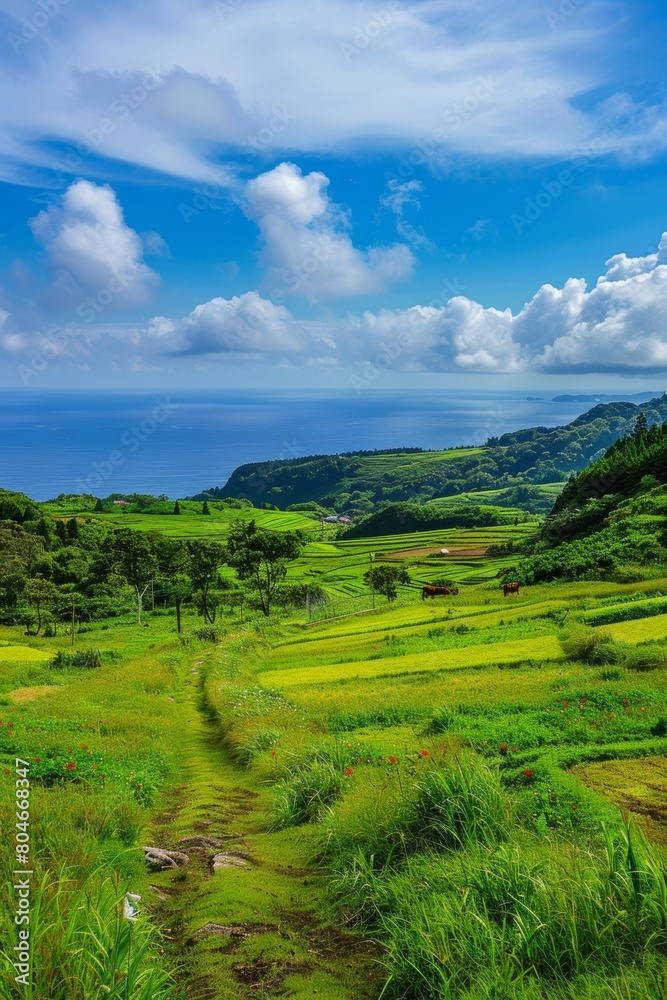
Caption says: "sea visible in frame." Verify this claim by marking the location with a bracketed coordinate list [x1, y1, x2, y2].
[0, 388, 653, 501]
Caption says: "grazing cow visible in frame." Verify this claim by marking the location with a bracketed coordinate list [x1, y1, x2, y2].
[502, 582, 520, 597]
[422, 585, 459, 600]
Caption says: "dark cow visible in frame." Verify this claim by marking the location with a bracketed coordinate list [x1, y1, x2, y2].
[422, 585, 459, 600]
[502, 582, 520, 597]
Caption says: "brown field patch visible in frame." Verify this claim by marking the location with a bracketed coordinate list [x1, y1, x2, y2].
[572, 756, 667, 844]
[8, 685, 60, 702]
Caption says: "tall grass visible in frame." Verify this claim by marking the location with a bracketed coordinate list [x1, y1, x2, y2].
[0, 865, 180, 999]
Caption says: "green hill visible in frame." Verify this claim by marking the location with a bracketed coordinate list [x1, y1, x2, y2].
[194, 395, 667, 513]
[512, 413, 667, 584]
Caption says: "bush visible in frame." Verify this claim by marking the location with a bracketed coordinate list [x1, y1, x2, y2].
[560, 626, 620, 665]
[194, 626, 219, 642]
[51, 649, 102, 670]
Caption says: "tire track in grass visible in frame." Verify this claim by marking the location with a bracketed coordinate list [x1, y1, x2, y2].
[145, 653, 377, 1000]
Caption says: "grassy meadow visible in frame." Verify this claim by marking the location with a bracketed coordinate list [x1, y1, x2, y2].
[2, 509, 667, 998]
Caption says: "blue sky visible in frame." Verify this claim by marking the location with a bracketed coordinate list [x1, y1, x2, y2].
[1, 0, 667, 390]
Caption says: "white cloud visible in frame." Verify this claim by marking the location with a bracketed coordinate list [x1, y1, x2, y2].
[29, 179, 160, 307]
[380, 179, 434, 250]
[0, 0, 665, 182]
[244, 162, 414, 300]
[146, 290, 309, 358]
[6, 231, 667, 378]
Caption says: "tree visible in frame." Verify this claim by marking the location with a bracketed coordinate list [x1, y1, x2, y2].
[94, 498, 104, 512]
[226, 520, 306, 616]
[633, 412, 649, 438]
[24, 578, 60, 635]
[186, 540, 226, 623]
[173, 500, 181, 515]
[363, 564, 410, 603]
[66, 518, 79, 542]
[111, 530, 158, 624]
[202, 501, 211, 515]
[156, 538, 190, 632]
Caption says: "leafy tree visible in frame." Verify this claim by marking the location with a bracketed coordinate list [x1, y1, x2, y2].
[186, 540, 225, 623]
[202, 501, 211, 515]
[226, 520, 306, 616]
[24, 578, 60, 634]
[173, 500, 181, 515]
[94, 498, 104, 512]
[363, 564, 410, 602]
[111, 529, 158, 624]
[156, 537, 190, 632]
[66, 518, 80, 542]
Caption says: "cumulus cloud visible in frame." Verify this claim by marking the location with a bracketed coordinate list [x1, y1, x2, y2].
[339, 231, 667, 374]
[146, 290, 310, 358]
[244, 162, 414, 300]
[29, 179, 160, 308]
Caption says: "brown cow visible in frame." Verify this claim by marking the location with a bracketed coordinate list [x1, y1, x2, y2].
[422, 585, 459, 600]
[502, 582, 520, 597]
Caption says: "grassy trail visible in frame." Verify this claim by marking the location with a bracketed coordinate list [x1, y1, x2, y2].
[146, 653, 377, 1000]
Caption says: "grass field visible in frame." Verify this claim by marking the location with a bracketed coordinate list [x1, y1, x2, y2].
[2, 522, 667, 998]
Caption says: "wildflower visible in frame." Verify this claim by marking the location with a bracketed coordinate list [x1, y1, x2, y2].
[345, 768, 354, 776]
[3, 769, 9, 775]
[609, 714, 614, 719]
[563, 701, 568, 707]
[571, 804, 577, 810]
[421, 749, 430, 757]
[641, 707, 646, 712]
[357, 758, 362, 763]
[500, 743, 508, 754]
[511, 746, 518, 753]
[270, 750, 276, 756]
[81, 744, 88, 749]
[67, 762, 76, 771]
[388, 756, 397, 764]
[524, 769, 533, 778]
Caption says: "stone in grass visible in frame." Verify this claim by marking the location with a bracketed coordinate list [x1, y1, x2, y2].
[179, 835, 224, 849]
[143, 846, 190, 870]
[190, 922, 276, 943]
[212, 850, 251, 870]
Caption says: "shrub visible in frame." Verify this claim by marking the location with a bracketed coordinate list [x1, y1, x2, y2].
[560, 626, 620, 665]
[194, 626, 219, 642]
[50, 648, 102, 670]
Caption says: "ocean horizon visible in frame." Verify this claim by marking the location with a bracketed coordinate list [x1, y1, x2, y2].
[0, 387, 654, 501]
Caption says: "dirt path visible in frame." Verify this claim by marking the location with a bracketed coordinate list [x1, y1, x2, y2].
[145, 660, 377, 1000]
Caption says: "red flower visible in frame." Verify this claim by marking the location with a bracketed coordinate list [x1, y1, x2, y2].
[523, 769, 532, 778]
[421, 749, 430, 757]
[3, 769, 9, 775]
[571, 804, 577, 810]
[388, 756, 397, 764]
[511, 746, 518, 753]
[345, 768, 354, 776]
[500, 743, 508, 753]
[81, 744, 87, 749]
[67, 762, 76, 771]
[270, 749, 276, 756]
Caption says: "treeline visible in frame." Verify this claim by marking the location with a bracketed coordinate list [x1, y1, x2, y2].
[507, 415, 667, 584]
[202, 395, 667, 514]
[344, 501, 534, 538]
[0, 504, 309, 634]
